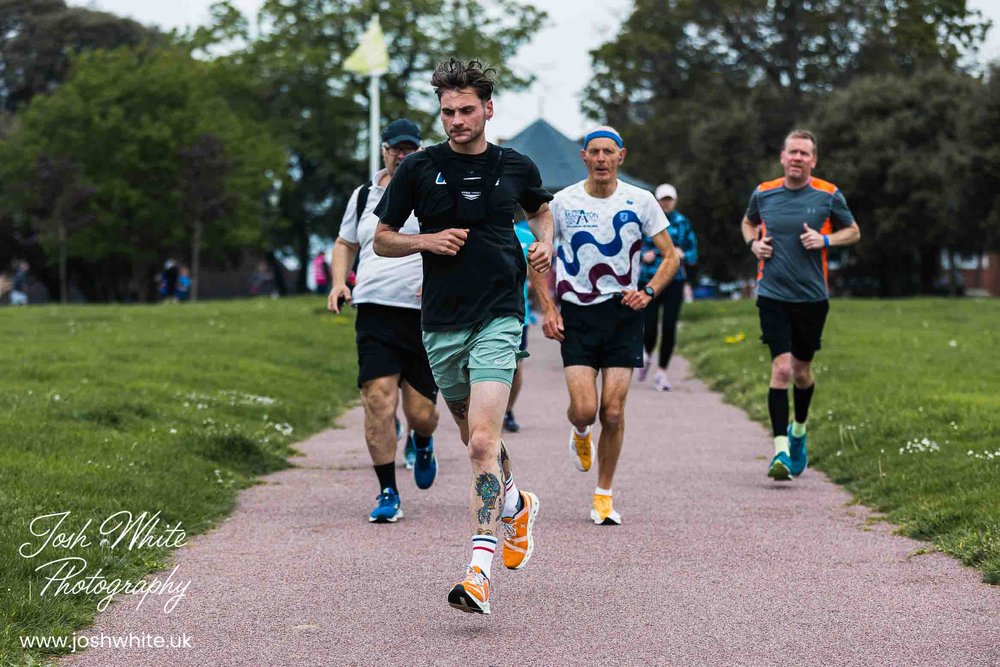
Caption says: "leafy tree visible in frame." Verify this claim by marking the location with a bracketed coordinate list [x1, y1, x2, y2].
[0, 0, 157, 112]
[584, 0, 991, 290]
[187, 0, 546, 291]
[810, 69, 979, 295]
[0, 48, 285, 301]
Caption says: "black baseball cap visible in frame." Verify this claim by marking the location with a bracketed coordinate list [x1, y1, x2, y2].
[382, 119, 421, 146]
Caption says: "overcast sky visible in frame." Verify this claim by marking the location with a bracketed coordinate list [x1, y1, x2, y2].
[80, 0, 1000, 141]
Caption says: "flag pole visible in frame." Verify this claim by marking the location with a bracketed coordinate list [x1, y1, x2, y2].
[369, 73, 380, 183]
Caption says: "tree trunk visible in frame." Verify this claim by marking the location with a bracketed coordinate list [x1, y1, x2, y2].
[947, 249, 960, 297]
[191, 216, 202, 301]
[58, 222, 68, 304]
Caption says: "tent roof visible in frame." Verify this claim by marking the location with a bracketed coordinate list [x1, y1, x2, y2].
[499, 118, 656, 193]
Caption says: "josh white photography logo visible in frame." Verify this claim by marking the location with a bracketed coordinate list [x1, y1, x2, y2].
[19, 510, 192, 613]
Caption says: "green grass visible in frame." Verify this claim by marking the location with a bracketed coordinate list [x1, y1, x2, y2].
[678, 297, 1000, 583]
[0, 298, 358, 664]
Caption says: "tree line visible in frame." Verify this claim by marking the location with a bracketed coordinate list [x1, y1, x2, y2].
[583, 0, 998, 295]
[0, 0, 995, 300]
[0, 0, 543, 301]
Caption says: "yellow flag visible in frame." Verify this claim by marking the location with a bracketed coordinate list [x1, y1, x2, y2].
[344, 15, 389, 76]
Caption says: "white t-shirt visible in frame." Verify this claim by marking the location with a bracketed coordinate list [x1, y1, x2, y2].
[552, 179, 669, 306]
[338, 169, 423, 310]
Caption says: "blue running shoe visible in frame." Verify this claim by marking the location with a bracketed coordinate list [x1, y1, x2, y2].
[403, 432, 416, 470]
[767, 452, 792, 481]
[369, 487, 403, 523]
[788, 425, 808, 476]
[413, 434, 438, 490]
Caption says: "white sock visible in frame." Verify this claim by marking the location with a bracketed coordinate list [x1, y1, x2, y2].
[774, 435, 790, 456]
[470, 535, 497, 577]
[595, 486, 612, 497]
[502, 473, 520, 518]
[573, 425, 591, 437]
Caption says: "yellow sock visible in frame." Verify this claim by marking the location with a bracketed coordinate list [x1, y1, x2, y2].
[791, 421, 807, 438]
[774, 436, 790, 456]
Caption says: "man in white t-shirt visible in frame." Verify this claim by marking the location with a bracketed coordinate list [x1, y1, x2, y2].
[328, 119, 441, 524]
[532, 126, 678, 525]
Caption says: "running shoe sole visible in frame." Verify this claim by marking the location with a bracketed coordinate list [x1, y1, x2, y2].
[506, 492, 540, 571]
[368, 509, 403, 524]
[447, 585, 491, 615]
[590, 509, 622, 526]
[768, 458, 792, 481]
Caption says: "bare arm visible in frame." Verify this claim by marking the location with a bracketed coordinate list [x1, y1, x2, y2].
[646, 230, 679, 294]
[327, 238, 359, 313]
[331, 238, 358, 285]
[743, 215, 773, 260]
[622, 230, 678, 309]
[524, 202, 554, 274]
[801, 221, 861, 250]
[373, 223, 470, 258]
[530, 263, 563, 342]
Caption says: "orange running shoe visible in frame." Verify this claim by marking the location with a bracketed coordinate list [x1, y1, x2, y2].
[569, 428, 595, 472]
[502, 491, 540, 570]
[448, 566, 491, 615]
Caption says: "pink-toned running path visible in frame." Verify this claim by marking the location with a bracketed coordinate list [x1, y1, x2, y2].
[69, 333, 999, 666]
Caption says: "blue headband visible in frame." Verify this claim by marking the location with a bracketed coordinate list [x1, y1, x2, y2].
[582, 130, 623, 149]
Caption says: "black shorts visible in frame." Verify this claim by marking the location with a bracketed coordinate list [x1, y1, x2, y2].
[355, 304, 439, 402]
[756, 296, 830, 361]
[560, 298, 644, 369]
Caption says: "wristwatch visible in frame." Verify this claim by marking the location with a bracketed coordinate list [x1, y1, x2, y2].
[643, 286, 655, 298]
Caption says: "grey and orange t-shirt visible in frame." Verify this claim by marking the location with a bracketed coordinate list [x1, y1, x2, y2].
[745, 177, 855, 303]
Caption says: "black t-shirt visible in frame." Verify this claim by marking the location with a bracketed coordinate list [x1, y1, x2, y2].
[374, 142, 552, 331]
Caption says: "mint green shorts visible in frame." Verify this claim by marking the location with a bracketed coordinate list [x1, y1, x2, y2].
[422, 317, 526, 402]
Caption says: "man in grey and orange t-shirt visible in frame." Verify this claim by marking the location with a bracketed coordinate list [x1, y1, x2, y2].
[741, 129, 861, 481]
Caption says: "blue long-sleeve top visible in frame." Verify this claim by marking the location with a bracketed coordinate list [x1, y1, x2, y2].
[640, 210, 698, 284]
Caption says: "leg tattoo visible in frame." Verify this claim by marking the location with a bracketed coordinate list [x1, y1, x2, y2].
[475, 472, 502, 525]
[446, 398, 469, 421]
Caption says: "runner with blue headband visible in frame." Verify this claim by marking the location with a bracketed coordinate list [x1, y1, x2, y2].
[532, 125, 679, 525]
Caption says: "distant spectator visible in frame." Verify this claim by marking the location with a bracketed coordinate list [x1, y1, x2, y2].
[249, 261, 274, 297]
[266, 251, 288, 296]
[313, 252, 331, 294]
[177, 266, 191, 302]
[10, 261, 29, 306]
[162, 259, 179, 302]
[637, 183, 699, 391]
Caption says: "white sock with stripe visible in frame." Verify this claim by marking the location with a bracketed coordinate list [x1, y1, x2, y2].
[502, 473, 520, 518]
[470, 535, 497, 578]
[595, 486, 612, 497]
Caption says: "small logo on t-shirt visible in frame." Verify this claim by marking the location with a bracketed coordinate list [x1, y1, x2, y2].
[435, 172, 446, 185]
[461, 191, 480, 201]
[563, 209, 599, 228]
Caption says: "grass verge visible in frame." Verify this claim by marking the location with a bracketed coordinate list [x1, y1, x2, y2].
[678, 297, 1000, 584]
[0, 297, 358, 664]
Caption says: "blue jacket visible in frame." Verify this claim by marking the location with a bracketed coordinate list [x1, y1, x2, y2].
[640, 210, 698, 284]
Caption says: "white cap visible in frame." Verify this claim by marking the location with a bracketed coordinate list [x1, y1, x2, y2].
[655, 183, 677, 200]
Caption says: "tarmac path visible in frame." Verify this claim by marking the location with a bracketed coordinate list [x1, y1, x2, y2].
[69, 332, 999, 666]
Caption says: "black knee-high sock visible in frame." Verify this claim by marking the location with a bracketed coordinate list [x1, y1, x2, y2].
[413, 432, 432, 449]
[793, 384, 815, 424]
[768, 387, 789, 437]
[374, 462, 396, 493]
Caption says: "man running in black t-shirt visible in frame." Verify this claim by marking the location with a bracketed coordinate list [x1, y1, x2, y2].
[373, 59, 554, 615]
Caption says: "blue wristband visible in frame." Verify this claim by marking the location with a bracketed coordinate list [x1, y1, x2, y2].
[823, 235, 830, 248]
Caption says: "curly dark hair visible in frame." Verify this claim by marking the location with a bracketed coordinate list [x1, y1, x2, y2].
[430, 58, 499, 101]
